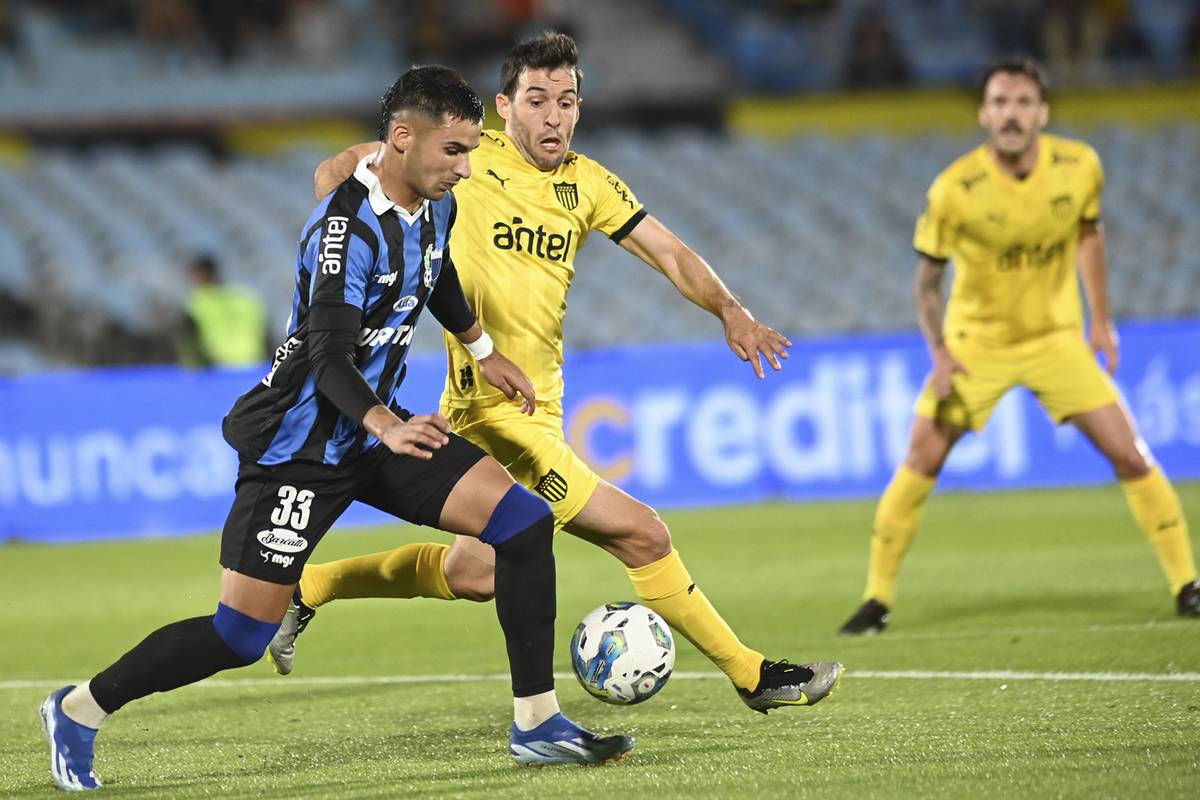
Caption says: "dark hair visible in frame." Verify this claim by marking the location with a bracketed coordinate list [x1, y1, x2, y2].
[190, 254, 219, 281]
[500, 31, 583, 98]
[377, 65, 485, 141]
[978, 56, 1049, 102]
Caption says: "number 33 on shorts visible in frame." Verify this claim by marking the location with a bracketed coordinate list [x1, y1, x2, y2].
[269, 485, 314, 530]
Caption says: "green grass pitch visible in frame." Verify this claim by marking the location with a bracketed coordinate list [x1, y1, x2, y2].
[3, 484, 1199, 798]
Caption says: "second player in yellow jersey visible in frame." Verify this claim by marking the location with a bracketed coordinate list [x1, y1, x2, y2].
[839, 57, 1199, 636]
[915, 133, 1101, 346]
[911, 132, 1118, 431]
[443, 129, 645, 409]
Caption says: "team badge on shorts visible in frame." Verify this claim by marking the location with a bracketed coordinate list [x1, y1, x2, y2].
[534, 469, 569, 503]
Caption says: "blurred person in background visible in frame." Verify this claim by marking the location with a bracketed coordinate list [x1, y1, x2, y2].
[840, 0, 910, 89]
[840, 56, 1200, 635]
[177, 254, 268, 368]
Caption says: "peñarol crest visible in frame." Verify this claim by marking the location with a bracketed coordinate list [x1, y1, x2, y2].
[1051, 195, 1074, 219]
[553, 181, 579, 210]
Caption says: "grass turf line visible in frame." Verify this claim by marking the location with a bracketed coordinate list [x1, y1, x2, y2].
[2, 484, 1198, 798]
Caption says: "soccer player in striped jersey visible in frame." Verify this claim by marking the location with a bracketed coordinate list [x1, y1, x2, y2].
[39, 66, 631, 792]
[270, 31, 843, 715]
[840, 57, 1199, 635]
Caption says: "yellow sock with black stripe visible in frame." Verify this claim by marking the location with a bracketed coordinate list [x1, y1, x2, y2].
[626, 549, 763, 691]
[1120, 468, 1197, 594]
[863, 464, 937, 607]
[298, 543, 456, 608]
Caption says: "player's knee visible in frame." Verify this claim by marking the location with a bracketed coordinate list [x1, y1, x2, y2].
[632, 508, 673, 563]
[455, 576, 495, 603]
[1110, 449, 1151, 481]
[211, 602, 281, 665]
[480, 484, 553, 549]
[904, 443, 949, 478]
[447, 563, 496, 602]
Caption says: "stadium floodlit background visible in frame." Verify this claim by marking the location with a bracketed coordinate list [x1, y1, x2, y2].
[2, 2, 1199, 798]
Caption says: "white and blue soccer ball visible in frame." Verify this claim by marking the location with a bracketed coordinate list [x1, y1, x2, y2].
[569, 601, 675, 705]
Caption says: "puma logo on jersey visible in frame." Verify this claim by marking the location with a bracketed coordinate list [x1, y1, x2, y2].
[486, 169, 510, 189]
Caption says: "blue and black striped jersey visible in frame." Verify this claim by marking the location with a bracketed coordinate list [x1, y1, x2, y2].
[223, 155, 456, 466]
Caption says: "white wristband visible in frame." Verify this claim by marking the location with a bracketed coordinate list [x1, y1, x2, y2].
[464, 331, 494, 361]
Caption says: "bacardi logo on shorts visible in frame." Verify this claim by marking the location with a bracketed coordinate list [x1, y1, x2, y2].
[534, 469, 568, 503]
[256, 528, 309, 554]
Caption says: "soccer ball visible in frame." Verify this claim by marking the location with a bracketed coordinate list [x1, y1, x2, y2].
[569, 601, 675, 705]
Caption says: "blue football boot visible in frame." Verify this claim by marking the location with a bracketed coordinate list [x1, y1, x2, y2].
[509, 712, 634, 766]
[40, 685, 102, 791]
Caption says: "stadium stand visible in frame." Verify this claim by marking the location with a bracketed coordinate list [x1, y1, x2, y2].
[1, 122, 1198, 371]
[1, 0, 1198, 372]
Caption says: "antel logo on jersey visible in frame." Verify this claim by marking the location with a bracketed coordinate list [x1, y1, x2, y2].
[492, 216, 574, 263]
[319, 217, 349, 275]
[393, 295, 418, 314]
[256, 528, 310, 554]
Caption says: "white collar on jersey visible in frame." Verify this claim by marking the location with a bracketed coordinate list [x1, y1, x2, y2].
[353, 150, 430, 224]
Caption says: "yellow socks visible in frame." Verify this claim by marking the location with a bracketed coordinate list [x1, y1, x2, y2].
[626, 549, 763, 691]
[298, 543, 455, 608]
[863, 464, 937, 607]
[1121, 468, 1197, 593]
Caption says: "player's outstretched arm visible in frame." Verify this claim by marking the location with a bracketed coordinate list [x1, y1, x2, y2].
[314, 141, 379, 198]
[619, 213, 791, 380]
[1078, 221, 1119, 374]
[913, 254, 967, 398]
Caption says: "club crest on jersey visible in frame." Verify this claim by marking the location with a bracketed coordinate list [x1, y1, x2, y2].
[553, 181, 579, 210]
[422, 244, 438, 289]
[1051, 195, 1074, 219]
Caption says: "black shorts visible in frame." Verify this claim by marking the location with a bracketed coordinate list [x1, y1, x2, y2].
[219, 430, 487, 584]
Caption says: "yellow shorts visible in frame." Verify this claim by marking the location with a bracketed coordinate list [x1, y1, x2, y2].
[914, 329, 1121, 431]
[442, 399, 600, 531]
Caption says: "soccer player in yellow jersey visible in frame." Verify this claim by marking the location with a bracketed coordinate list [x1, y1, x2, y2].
[268, 32, 843, 712]
[840, 57, 1200, 635]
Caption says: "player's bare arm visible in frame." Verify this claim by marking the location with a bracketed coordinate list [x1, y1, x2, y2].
[456, 322, 536, 415]
[620, 214, 791, 380]
[1077, 220, 1118, 374]
[315, 142, 379, 198]
[914, 254, 967, 398]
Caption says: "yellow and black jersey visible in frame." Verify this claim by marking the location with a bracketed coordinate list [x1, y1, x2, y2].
[913, 133, 1103, 345]
[443, 130, 645, 408]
